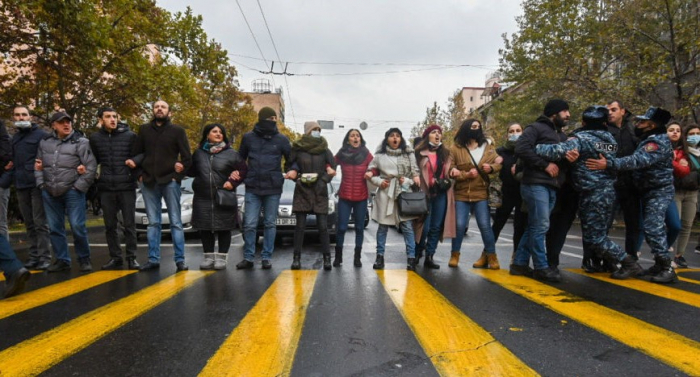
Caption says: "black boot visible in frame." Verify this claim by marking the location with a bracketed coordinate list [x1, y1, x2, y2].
[353, 247, 362, 267]
[611, 255, 643, 280]
[407, 257, 416, 271]
[291, 253, 301, 270]
[333, 246, 342, 267]
[650, 256, 678, 284]
[373, 255, 384, 270]
[641, 255, 664, 277]
[323, 253, 332, 270]
[424, 255, 440, 269]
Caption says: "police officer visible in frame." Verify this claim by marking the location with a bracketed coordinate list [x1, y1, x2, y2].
[536, 106, 643, 279]
[586, 107, 676, 284]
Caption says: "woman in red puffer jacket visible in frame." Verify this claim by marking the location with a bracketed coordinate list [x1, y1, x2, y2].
[334, 129, 373, 267]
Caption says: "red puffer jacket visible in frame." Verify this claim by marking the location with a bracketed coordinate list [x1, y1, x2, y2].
[336, 153, 373, 202]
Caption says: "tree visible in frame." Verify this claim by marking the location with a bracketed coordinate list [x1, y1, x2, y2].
[411, 101, 446, 144]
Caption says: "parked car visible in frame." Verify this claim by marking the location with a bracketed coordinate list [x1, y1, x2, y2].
[134, 177, 196, 236]
[239, 179, 338, 242]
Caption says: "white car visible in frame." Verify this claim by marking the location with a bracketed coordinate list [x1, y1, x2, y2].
[134, 177, 195, 236]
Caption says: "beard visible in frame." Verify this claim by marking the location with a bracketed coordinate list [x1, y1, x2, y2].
[153, 113, 170, 123]
[553, 114, 568, 129]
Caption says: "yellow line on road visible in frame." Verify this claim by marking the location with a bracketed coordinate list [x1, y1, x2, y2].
[377, 270, 538, 377]
[0, 270, 44, 282]
[675, 268, 700, 285]
[566, 269, 700, 308]
[199, 270, 318, 377]
[0, 271, 137, 320]
[0, 271, 211, 377]
[471, 269, 700, 376]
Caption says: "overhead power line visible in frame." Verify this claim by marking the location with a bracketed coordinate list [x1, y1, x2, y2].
[228, 53, 498, 68]
[229, 61, 479, 77]
[235, 0, 276, 88]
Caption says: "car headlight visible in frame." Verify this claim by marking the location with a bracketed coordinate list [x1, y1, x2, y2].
[182, 197, 193, 211]
[328, 199, 335, 214]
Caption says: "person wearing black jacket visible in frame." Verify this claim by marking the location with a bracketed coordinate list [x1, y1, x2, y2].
[511, 99, 573, 282]
[89, 108, 140, 270]
[0, 119, 11, 243]
[128, 100, 192, 272]
[0, 106, 51, 270]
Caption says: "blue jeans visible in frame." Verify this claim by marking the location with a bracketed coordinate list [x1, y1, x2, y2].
[42, 189, 91, 263]
[417, 191, 447, 257]
[141, 181, 185, 263]
[376, 221, 415, 258]
[451, 200, 496, 254]
[0, 235, 22, 278]
[336, 198, 368, 250]
[514, 184, 556, 270]
[243, 192, 281, 261]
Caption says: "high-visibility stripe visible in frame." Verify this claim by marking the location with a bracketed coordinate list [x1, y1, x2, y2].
[471, 269, 700, 376]
[0, 271, 210, 376]
[0, 271, 137, 320]
[0, 270, 43, 282]
[377, 270, 538, 376]
[566, 269, 700, 309]
[199, 270, 318, 377]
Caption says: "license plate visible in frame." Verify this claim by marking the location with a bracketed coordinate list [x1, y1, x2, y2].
[276, 218, 295, 226]
[142, 216, 149, 225]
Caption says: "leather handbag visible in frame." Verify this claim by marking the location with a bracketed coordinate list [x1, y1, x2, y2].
[397, 191, 428, 216]
[215, 188, 238, 209]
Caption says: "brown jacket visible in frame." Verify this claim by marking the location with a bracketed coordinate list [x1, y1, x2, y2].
[413, 148, 456, 242]
[449, 142, 501, 202]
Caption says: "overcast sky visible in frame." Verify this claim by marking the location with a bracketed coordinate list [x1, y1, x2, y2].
[159, 0, 523, 150]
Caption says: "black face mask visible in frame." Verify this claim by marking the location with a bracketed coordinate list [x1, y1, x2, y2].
[466, 128, 483, 141]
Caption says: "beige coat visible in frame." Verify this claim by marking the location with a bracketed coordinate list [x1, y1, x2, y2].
[449, 142, 502, 202]
[413, 149, 456, 242]
[368, 148, 420, 226]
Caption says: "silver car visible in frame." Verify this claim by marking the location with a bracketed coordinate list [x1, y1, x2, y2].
[134, 177, 196, 236]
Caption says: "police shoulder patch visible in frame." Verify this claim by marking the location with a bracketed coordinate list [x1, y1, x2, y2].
[644, 142, 659, 152]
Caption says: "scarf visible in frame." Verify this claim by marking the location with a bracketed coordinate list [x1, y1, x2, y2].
[293, 134, 328, 154]
[203, 141, 226, 154]
[688, 146, 700, 157]
[503, 139, 516, 152]
[336, 145, 369, 165]
[253, 120, 278, 139]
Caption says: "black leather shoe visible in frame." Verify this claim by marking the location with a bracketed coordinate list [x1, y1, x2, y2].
[101, 259, 123, 270]
[139, 261, 160, 271]
[236, 259, 254, 270]
[509, 264, 534, 277]
[261, 260, 272, 270]
[79, 261, 93, 272]
[176, 262, 189, 272]
[372, 255, 384, 270]
[36, 260, 51, 270]
[533, 267, 562, 282]
[127, 259, 141, 270]
[47, 260, 71, 273]
[424, 255, 440, 269]
[4, 267, 30, 298]
[24, 259, 39, 269]
[406, 257, 416, 271]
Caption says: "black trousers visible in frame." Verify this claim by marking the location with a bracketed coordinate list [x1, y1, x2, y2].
[492, 186, 526, 255]
[294, 213, 330, 255]
[545, 186, 579, 268]
[615, 186, 642, 257]
[200, 230, 232, 253]
[100, 190, 137, 260]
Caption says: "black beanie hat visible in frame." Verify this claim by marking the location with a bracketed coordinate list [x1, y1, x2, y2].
[544, 99, 569, 117]
[258, 107, 277, 121]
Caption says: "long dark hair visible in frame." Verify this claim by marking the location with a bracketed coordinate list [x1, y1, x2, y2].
[341, 128, 366, 147]
[415, 134, 449, 163]
[454, 118, 486, 147]
[199, 123, 229, 148]
[378, 127, 408, 154]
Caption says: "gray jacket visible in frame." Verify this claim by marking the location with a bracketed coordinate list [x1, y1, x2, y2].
[35, 130, 97, 197]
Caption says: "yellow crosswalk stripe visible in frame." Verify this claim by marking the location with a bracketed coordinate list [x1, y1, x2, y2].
[0, 270, 43, 282]
[199, 270, 318, 377]
[0, 271, 211, 377]
[566, 269, 700, 309]
[377, 270, 538, 376]
[0, 271, 137, 320]
[471, 269, 700, 376]
[676, 268, 700, 286]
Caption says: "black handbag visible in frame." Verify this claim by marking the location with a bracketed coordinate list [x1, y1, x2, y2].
[397, 191, 428, 216]
[215, 188, 238, 209]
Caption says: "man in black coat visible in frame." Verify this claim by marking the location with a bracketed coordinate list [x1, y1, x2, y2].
[89, 107, 140, 270]
[128, 100, 192, 272]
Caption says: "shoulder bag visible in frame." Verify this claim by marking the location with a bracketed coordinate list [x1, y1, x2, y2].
[466, 148, 502, 208]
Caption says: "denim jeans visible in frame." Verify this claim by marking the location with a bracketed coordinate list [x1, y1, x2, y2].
[0, 235, 22, 278]
[141, 181, 185, 263]
[376, 221, 415, 258]
[416, 191, 447, 257]
[242, 192, 281, 261]
[451, 200, 496, 254]
[0, 187, 9, 240]
[42, 189, 91, 263]
[17, 187, 51, 262]
[514, 184, 556, 270]
[336, 198, 368, 250]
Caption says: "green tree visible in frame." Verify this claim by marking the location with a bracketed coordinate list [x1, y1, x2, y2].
[411, 101, 446, 144]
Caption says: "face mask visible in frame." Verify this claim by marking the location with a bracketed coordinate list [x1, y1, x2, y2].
[311, 130, 321, 138]
[429, 141, 442, 148]
[14, 121, 31, 129]
[508, 134, 520, 142]
[634, 127, 646, 138]
[687, 135, 700, 147]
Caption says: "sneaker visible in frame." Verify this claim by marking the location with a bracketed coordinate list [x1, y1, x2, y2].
[79, 261, 93, 272]
[47, 260, 71, 273]
[509, 264, 534, 277]
[261, 260, 271, 270]
[674, 256, 688, 268]
[176, 262, 189, 272]
[533, 267, 562, 282]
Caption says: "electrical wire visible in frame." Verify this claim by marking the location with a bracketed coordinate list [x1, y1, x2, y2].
[234, 0, 276, 88]
[228, 53, 498, 68]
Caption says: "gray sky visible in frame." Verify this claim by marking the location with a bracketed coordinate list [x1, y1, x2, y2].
[159, 0, 523, 150]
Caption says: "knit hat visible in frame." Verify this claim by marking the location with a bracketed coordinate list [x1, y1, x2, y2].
[258, 107, 277, 121]
[543, 99, 569, 117]
[422, 124, 442, 139]
[304, 121, 321, 135]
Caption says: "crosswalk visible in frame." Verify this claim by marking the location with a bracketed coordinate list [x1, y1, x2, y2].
[0, 267, 699, 376]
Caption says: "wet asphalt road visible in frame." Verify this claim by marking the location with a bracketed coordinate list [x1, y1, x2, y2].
[1, 218, 700, 376]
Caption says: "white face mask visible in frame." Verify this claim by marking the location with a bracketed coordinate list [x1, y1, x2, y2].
[311, 130, 321, 138]
[508, 134, 521, 142]
[14, 121, 32, 129]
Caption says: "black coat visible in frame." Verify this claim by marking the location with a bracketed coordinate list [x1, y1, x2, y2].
[89, 124, 138, 191]
[238, 121, 292, 196]
[132, 120, 192, 185]
[189, 146, 246, 231]
[515, 115, 567, 188]
[0, 123, 48, 189]
[290, 147, 335, 214]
